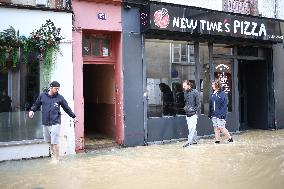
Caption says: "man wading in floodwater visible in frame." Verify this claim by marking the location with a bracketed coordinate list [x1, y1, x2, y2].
[29, 81, 78, 163]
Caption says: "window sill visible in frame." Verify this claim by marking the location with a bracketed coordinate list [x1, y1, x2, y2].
[172, 62, 195, 66]
[83, 56, 116, 64]
[0, 139, 45, 148]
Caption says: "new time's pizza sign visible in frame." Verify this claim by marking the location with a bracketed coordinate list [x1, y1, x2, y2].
[140, 3, 284, 42]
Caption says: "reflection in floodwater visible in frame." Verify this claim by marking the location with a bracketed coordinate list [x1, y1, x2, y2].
[1, 130, 284, 189]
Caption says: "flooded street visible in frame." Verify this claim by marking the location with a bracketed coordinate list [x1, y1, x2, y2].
[1, 130, 284, 189]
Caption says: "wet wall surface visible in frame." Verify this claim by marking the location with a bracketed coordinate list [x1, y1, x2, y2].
[273, 44, 284, 129]
[122, 6, 145, 146]
[1, 129, 284, 189]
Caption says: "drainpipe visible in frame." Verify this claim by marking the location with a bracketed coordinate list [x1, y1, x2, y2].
[142, 34, 148, 145]
[273, 0, 281, 130]
[274, 0, 278, 19]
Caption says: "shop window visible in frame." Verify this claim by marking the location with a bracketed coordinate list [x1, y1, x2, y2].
[82, 35, 91, 56]
[82, 33, 112, 59]
[145, 40, 195, 118]
[213, 44, 233, 56]
[171, 43, 194, 64]
[0, 58, 42, 142]
[237, 46, 258, 57]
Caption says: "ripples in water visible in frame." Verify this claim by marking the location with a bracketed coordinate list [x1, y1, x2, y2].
[0, 129, 284, 189]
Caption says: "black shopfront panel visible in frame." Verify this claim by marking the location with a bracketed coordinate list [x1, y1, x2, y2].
[139, 1, 284, 143]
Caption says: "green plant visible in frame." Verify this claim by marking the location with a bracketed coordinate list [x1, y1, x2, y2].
[28, 19, 64, 83]
[29, 19, 63, 61]
[0, 20, 64, 84]
[0, 26, 23, 68]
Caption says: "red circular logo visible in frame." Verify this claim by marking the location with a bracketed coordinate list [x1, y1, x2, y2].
[153, 8, 170, 29]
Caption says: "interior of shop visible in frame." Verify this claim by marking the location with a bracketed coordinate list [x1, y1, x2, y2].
[145, 40, 195, 118]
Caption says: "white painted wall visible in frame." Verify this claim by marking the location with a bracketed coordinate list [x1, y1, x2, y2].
[153, 0, 284, 19]
[0, 7, 75, 158]
[52, 41, 76, 155]
[11, 0, 64, 8]
[0, 8, 72, 40]
[156, 0, 223, 10]
[11, 0, 35, 6]
[258, 0, 275, 18]
[277, 0, 284, 19]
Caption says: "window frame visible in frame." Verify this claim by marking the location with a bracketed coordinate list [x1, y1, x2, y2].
[82, 31, 115, 63]
[171, 43, 195, 65]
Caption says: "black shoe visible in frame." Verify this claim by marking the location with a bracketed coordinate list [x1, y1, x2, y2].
[215, 141, 220, 144]
[192, 142, 198, 145]
[228, 138, 233, 143]
[182, 143, 190, 148]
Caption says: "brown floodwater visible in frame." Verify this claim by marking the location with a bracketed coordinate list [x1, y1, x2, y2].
[0, 129, 284, 189]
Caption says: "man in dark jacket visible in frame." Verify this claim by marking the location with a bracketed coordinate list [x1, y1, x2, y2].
[182, 80, 200, 148]
[29, 81, 78, 163]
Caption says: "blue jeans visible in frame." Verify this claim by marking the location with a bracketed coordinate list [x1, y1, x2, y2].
[186, 114, 198, 144]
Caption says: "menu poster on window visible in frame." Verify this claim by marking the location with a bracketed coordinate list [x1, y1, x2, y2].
[103, 47, 109, 56]
[214, 72, 231, 93]
[147, 78, 162, 105]
[214, 63, 232, 93]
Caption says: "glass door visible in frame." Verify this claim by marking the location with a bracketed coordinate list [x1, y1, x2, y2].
[211, 43, 237, 131]
[213, 59, 233, 113]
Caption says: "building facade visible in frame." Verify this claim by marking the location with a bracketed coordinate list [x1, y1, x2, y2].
[72, 0, 124, 151]
[120, 0, 284, 145]
[0, 0, 74, 161]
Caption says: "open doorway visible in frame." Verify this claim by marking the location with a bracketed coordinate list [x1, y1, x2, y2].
[83, 64, 117, 150]
[238, 59, 274, 130]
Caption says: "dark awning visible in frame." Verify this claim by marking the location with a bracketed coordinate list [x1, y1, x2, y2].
[140, 2, 284, 43]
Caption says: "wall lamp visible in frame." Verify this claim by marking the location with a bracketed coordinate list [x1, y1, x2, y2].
[129, 31, 140, 35]
[123, 4, 132, 9]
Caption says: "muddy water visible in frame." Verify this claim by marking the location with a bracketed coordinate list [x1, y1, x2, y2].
[1, 130, 284, 189]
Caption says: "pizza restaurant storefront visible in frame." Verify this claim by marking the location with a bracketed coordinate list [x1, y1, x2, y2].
[138, 1, 284, 143]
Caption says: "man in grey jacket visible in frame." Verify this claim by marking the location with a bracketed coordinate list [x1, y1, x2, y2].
[29, 81, 78, 163]
[182, 80, 200, 148]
